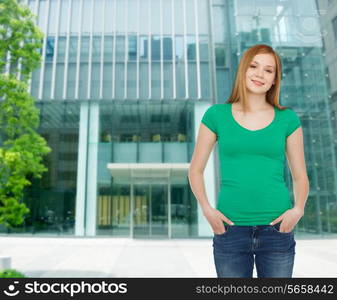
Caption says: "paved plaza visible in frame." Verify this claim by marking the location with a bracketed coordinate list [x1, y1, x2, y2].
[1, 234, 337, 278]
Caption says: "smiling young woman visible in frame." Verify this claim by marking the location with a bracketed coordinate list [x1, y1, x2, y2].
[188, 44, 310, 278]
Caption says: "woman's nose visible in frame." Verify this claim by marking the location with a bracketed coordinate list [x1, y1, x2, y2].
[255, 68, 264, 78]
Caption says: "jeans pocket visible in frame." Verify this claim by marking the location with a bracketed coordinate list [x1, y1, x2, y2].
[214, 224, 231, 236]
[271, 223, 293, 234]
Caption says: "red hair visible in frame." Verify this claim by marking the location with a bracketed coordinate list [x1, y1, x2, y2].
[226, 44, 289, 112]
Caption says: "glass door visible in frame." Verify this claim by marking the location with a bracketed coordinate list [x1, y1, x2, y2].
[132, 179, 168, 238]
[151, 183, 168, 236]
[133, 184, 150, 236]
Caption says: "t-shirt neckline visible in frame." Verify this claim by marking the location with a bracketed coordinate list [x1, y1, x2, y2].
[229, 102, 277, 133]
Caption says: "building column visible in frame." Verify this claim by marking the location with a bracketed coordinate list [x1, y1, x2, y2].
[75, 101, 99, 236]
[75, 101, 89, 236]
[86, 102, 99, 236]
[194, 102, 217, 237]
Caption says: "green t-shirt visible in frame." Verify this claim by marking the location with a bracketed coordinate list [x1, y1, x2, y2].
[201, 102, 301, 225]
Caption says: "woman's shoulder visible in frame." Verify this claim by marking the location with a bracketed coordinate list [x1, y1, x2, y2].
[277, 106, 299, 118]
[208, 102, 230, 111]
[203, 103, 227, 114]
[277, 107, 301, 135]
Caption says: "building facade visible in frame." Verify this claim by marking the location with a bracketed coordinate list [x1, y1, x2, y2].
[1, 0, 337, 238]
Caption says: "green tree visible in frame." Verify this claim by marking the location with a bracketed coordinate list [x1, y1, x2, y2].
[0, 0, 51, 229]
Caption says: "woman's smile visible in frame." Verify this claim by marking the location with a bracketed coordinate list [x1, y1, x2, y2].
[251, 79, 265, 86]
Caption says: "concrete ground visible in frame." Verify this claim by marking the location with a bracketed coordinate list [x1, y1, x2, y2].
[1, 235, 337, 278]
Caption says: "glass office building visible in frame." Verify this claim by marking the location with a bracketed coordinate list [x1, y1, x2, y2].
[1, 0, 337, 238]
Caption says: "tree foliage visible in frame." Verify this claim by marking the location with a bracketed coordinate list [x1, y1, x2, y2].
[0, 0, 51, 228]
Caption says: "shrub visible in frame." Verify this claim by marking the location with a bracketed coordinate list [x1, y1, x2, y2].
[0, 269, 26, 278]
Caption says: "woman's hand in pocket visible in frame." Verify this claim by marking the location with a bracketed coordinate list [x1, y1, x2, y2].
[202, 205, 234, 234]
[270, 207, 304, 232]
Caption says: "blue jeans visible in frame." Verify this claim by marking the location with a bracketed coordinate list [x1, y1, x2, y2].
[213, 222, 296, 278]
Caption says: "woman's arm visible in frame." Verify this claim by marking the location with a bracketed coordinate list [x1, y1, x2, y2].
[188, 123, 234, 233]
[286, 126, 310, 213]
[188, 123, 217, 212]
[270, 126, 310, 230]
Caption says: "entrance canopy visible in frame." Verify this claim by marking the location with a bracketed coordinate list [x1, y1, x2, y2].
[107, 163, 190, 184]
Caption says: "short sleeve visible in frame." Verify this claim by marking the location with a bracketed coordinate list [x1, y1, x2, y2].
[286, 109, 301, 137]
[201, 105, 218, 135]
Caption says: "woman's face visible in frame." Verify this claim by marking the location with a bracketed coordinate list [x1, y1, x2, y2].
[245, 53, 276, 95]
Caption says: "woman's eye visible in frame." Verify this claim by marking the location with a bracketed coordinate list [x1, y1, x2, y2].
[250, 65, 256, 68]
[266, 70, 272, 73]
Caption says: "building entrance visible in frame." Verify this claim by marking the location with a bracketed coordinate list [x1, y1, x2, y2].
[132, 178, 169, 238]
[103, 163, 190, 238]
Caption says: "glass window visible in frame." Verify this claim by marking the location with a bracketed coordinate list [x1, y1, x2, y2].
[197, 0, 209, 35]
[55, 63, 65, 99]
[17, 101, 79, 236]
[91, 62, 100, 99]
[103, 62, 112, 99]
[128, 35, 137, 61]
[104, 35, 113, 62]
[67, 63, 76, 99]
[186, 35, 196, 61]
[82, 0, 91, 34]
[151, 0, 160, 35]
[116, 0, 126, 33]
[185, 0, 196, 34]
[59, 0, 70, 35]
[175, 35, 184, 61]
[188, 61, 197, 98]
[128, 0, 138, 33]
[80, 36, 90, 62]
[43, 63, 52, 99]
[79, 63, 88, 99]
[139, 36, 149, 60]
[174, 0, 184, 35]
[28, 0, 36, 12]
[70, 0, 80, 34]
[139, 62, 149, 98]
[151, 35, 161, 61]
[200, 62, 210, 99]
[104, 0, 115, 34]
[57, 36, 66, 62]
[151, 62, 160, 98]
[92, 36, 102, 62]
[235, 0, 254, 15]
[114, 63, 125, 98]
[333, 16, 337, 41]
[139, 0, 150, 35]
[199, 35, 209, 61]
[175, 61, 185, 98]
[93, 0, 104, 34]
[47, 0, 58, 35]
[164, 62, 173, 99]
[127, 62, 137, 98]
[46, 36, 55, 62]
[162, 0, 172, 35]
[115, 36, 125, 61]
[68, 36, 78, 63]
[163, 36, 173, 60]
